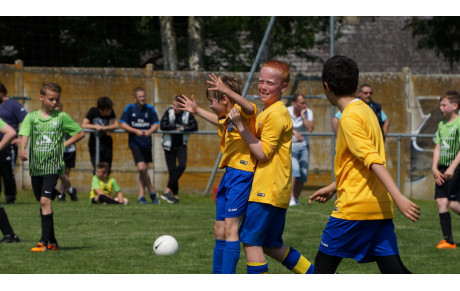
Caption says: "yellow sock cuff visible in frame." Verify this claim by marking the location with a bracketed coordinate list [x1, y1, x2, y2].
[247, 261, 268, 267]
[293, 255, 312, 274]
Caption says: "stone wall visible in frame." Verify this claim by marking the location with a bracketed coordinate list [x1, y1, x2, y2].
[1, 60, 460, 200]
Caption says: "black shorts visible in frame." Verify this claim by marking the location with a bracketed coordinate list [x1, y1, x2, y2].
[31, 174, 60, 201]
[435, 165, 460, 201]
[131, 148, 152, 164]
[63, 151, 76, 168]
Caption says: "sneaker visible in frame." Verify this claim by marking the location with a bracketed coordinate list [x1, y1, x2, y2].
[161, 191, 177, 204]
[289, 198, 299, 206]
[30, 242, 47, 252]
[47, 243, 59, 251]
[150, 191, 160, 204]
[436, 240, 457, 249]
[137, 196, 148, 204]
[58, 192, 66, 202]
[68, 187, 78, 201]
[1, 234, 20, 243]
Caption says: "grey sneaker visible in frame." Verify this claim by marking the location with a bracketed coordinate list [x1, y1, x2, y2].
[149, 191, 160, 204]
[2, 234, 20, 243]
[68, 187, 78, 201]
[161, 192, 177, 204]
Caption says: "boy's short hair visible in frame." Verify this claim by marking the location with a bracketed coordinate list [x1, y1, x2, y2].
[0, 82, 7, 95]
[133, 87, 145, 96]
[97, 96, 114, 110]
[322, 55, 359, 97]
[97, 162, 111, 175]
[440, 90, 460, 107]
[206, 75, 242, 102]
[40, 82, 62, 96]
[262, 60, 290, 85]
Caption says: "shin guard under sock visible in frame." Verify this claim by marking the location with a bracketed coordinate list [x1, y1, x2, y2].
[213, 239, 225, 274]
[281, 246, 314, 274]
[221, 240, 240, 274]
[439, 212, 454, 244]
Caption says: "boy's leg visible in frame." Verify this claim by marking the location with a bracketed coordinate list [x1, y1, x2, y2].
[97, 194, 122, 204]
[244, 244, 268, 274]
[221, 216, 242, 274]
[264, 245, 314, 274]
[213, 220, 225, 274]
[375, 255, 411, 274]
[0, 145, 17, 204]
[437, 198, 455, 245]
[0, 206, 19, 242]
[313, 250, 342, 274]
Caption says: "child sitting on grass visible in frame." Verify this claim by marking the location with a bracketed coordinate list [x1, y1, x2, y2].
[90, 162, 128, 205]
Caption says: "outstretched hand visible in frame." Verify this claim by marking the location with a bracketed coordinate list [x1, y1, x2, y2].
[177, 94, 198, 114]
[309, 183, 336, 204]
[207, 73, 228, 94]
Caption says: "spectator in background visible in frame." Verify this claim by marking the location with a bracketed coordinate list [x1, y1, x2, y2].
[120, 87, 160, 204]
[287, 93, 314, 206]
[332, 84, 389, 139]
[0, 82, 27, 204]
[82, 96, 119, 174]
[160, 95, 198, 204]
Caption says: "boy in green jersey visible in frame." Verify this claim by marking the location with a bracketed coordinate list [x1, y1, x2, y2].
[432, 90, 460, 249]
[19, 82, 84, 252]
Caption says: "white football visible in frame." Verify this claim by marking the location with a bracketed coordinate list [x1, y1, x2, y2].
[153, 235, 179, 255]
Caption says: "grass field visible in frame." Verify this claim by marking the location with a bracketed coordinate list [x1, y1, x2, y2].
[0, 190, 459, 275]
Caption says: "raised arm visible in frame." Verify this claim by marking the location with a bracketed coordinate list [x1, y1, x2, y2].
[207, 73, 254, 116]
[177, 94, 218, 125]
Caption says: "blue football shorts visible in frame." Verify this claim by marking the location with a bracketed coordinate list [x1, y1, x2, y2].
[239, 202, 286, 248]
[215, 167, 254, 221]
[318, 217, 399, 263]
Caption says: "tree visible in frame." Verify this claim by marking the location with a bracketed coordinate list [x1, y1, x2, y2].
[159, 16, 178, 71]
[187, 16, 204, 71]
[406, 17, 460, 67]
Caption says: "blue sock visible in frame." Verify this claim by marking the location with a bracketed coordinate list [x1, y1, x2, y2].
[213, 239, 225, 274]
[281, 246, 314, 274]
[247, 261, 268, 274]
[221, 240, 240, 274]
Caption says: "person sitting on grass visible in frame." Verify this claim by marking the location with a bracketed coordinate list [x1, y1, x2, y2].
[90, 162, 128, 205]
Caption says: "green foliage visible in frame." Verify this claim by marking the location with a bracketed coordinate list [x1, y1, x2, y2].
[2, 191, 456, 274]
[0, 16, 335, 70]
[406, 17, 460, 67]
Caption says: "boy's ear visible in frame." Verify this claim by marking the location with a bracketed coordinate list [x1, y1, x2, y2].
[280, 83, 288, 93]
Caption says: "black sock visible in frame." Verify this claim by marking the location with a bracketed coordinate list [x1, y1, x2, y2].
[40, 212, 54, 244]
[376, 255, 412, 274]
[0, 206, 15, 236]
[98, 195, 121, 204]
[439, 212, 454, 244]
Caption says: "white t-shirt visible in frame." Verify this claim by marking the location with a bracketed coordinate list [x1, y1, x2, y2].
[287, 106, 313, 145]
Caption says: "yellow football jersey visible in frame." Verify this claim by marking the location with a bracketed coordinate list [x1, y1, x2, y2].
[248, 101, 292, 209]
[333, 99, 394, 220]
[89, 175, 120, 199]
[218, 102, 258, 173]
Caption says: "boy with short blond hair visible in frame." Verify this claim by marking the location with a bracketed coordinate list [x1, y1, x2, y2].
[178, 73, 257, 274]
[19, 82, 84, 252]
[309, 55, 419, 273]
[432, 90, 460, 249]
[228, 60, 314, 274]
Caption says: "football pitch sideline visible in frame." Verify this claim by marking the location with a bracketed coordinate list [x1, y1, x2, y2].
[0, 190, 459, 274]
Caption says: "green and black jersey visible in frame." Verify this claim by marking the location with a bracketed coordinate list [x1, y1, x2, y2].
[435, 117, 460, 167]
[19, 110, 82, 176]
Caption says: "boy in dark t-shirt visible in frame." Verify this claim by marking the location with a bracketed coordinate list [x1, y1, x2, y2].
[82, 96, 119, 174]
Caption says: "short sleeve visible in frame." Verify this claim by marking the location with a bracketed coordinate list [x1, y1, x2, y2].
[260, 110, 285, 160]
[18, 113, 31, 136]
[91, 175, 100, 189]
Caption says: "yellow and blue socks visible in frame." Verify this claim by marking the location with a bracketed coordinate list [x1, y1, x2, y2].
[281, 246, 314, 274]
[247, 261, 268, 274]
[221, 240, 240, 274]
[213, 239, 225, 274]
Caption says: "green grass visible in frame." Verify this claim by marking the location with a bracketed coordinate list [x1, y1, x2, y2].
[0, 191, 459, 274]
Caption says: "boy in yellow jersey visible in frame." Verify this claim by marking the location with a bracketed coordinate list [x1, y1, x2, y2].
[309, 55, 420, 273]
[178, 74, 257, 274]
[228, 60, 314, 274]
[90, 162, 128, 205]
